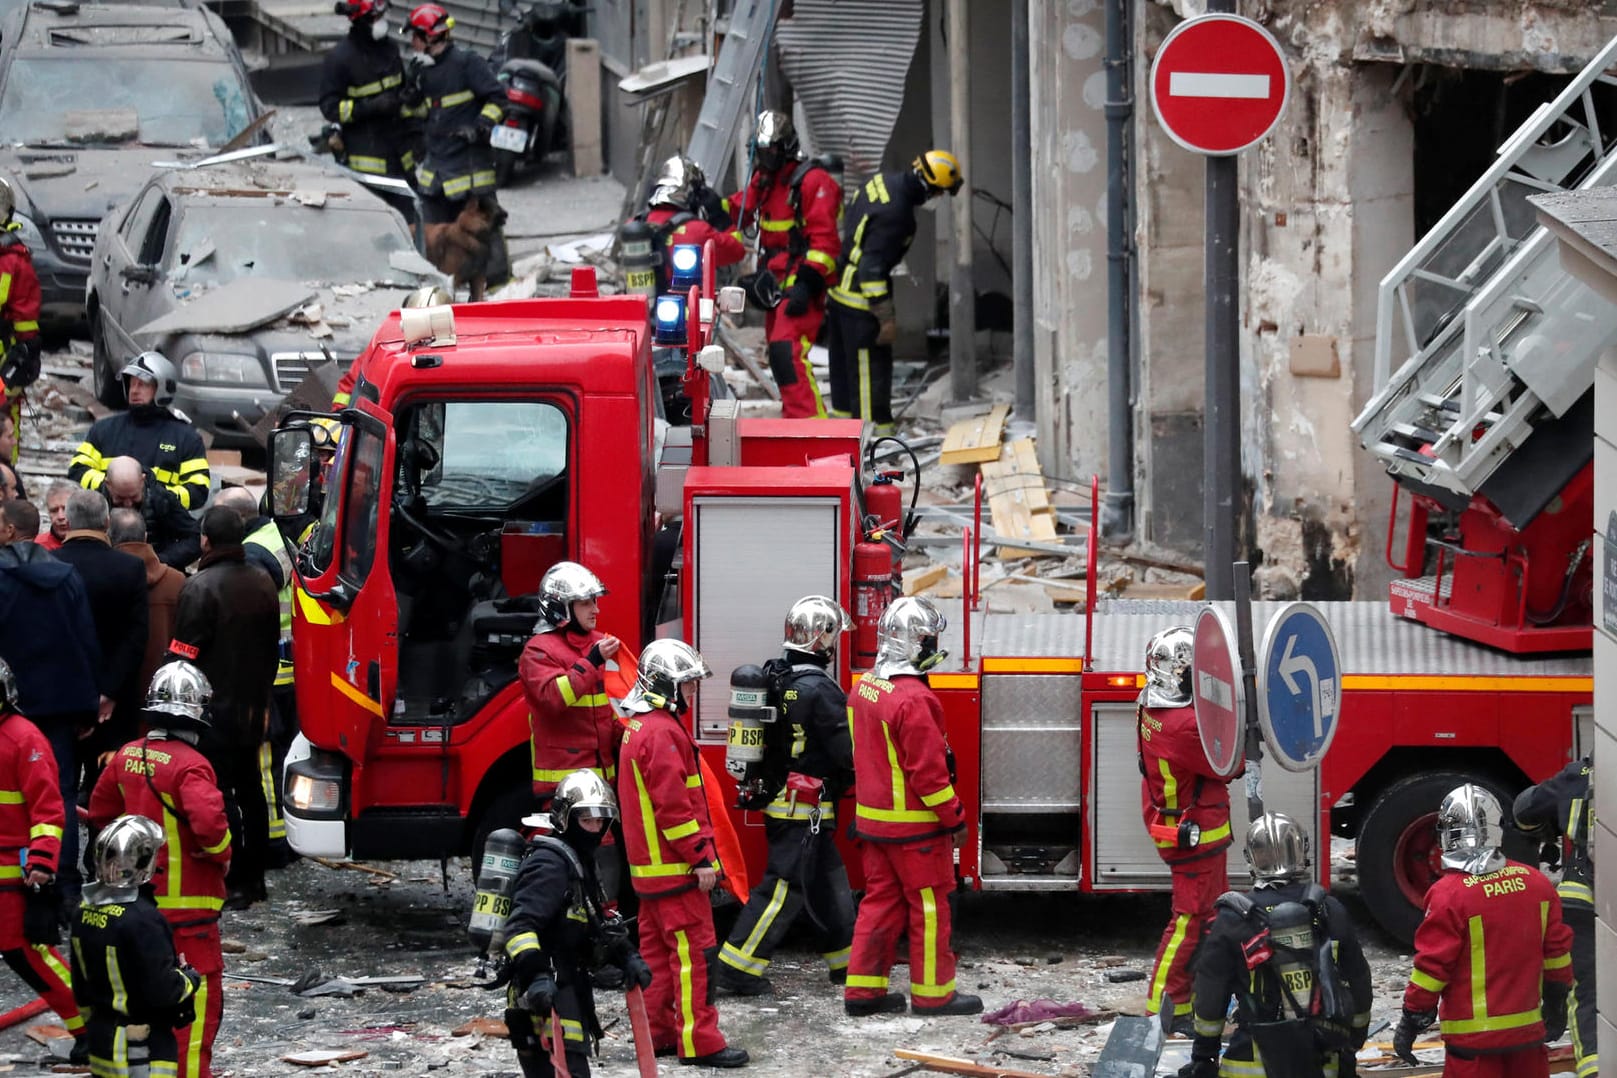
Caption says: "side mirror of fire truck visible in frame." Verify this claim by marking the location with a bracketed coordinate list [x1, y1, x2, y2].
[269, 426, 314, 518]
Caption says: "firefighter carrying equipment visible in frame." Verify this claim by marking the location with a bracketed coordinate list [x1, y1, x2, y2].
[1437, 782, 1507, 876]
[70, 388, 211, 510]
[1186, 880, 1372, 1078]
[1144, 625, 1193, 708]
[319, 0, 418, 179]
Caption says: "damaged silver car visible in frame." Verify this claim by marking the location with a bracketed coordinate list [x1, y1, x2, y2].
[88, 159, 446, 445]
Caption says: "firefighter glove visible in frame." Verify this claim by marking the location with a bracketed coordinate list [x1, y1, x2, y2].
[693, 185, 732, 230]
[170, 968, 202, 1029]
[1176, 1061, 1218, 1078]
[620, 951, 653, 991]
[784, 265, 825, 316]
[1, 339, 40, 390]
[511, 948, 545, 989]
[871, 297, 897, 346]
[521, 972, 557, 1015]
[587, 642, 606, 667]
[1543, 980, 1570, 1043]
[22, 877, 60, 946]
[1393, 1008, 1435, 1066]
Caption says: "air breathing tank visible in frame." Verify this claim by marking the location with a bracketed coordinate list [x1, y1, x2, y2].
[1264, 900, 1318, 1017]
[619, 218, 657, 300]
[469, 827, 526, 971]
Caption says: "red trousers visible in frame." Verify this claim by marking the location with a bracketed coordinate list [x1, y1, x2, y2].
[636, 887, 726, 1060]
[764, 299, 827, 419]
[0, 889, 83, 1038]
[1443, 1046, 1549, 1078]
[171, 920, 223, 1078]
[1146, 857, 1227, 1018]
[844, 837, 959, 1009]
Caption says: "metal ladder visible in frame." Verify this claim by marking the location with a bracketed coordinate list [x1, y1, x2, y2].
[686, 0, 776, 185]
[1352, 35, 1617, 504]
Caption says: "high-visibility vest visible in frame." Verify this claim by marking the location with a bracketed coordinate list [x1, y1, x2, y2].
[245, 519, 294, 687]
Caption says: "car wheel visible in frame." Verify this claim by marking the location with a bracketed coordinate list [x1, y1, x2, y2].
[1357, 769, 1520, 944]
[90, 309, 123, 410]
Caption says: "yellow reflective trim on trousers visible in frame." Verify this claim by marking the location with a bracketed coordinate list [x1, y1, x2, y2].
[858, 344, 873, 421]
[1194, 1016, 1224, 1037]
[261, 742, 285, 841]
[829, 287, 869, 310]
[35, 943, 73, 999]
[1217, 1058, 1267, 1077]
[722, 878, 789, 973]
[805, 249, 837, 274]
[108, 947, 129, 1013]
[443, 175, 473, 196]
[1570, 978, 1593, 1073]
[0, 272, 9, 304]
[718, 941, 768, 975]
[1440, 1007, 1542, 1035]
[845, 973, 888, 990]
[152, 1064, 179, 1078]
[1148, 913, 1191, 1013]
[919, 784, 955, 809]
[676, 929, 697, 1058]
[823, 945, 850, 969]
[1409, 967, 1446, 993]
[917, 886, 939, 991]
[13, 320, 36, 333]
[662, 819, 700, 841]
[181, 976, 206, 1078]
[472, 169, 495, 187]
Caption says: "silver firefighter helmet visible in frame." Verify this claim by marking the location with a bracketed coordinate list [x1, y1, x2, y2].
[650, 154, 704, 211]
[92, 814, 165, 896]
[1437, 783, 1508, 876]
[1244, 812, 1311, 886]
[121, 351, 179, 407]
[549, 769, 618, 831]
[872, 596, 947, 680]
[782, 594, 853, 656]
[536, 561, 607, 632]
[1143, 625, 1193, 708]
[146, 660, 213, 726]
[0, 656, 16, 713]
[623, 638, 712, 714]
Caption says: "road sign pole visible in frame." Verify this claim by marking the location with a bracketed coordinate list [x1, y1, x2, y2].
[1204, 150, 1240, 601]
[1233, 563, 1263, 818]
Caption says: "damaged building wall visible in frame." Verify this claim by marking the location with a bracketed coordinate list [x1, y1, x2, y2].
[1129, 0, 1613, 598]
[1026, 0, 1112, 484]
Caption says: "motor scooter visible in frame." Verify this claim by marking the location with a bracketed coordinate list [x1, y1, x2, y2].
[489, 0, 588, 184]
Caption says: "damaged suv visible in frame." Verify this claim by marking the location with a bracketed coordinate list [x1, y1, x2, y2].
[88, 160, 445, 445]
[0, 0, 264, 327]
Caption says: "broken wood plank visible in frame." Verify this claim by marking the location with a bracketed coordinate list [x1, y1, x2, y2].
[939, 403, 1010, 465]
[453, 1017, 510, 1038]
[1000, 438, 1053, 516]
[282, 1049, 369, 1066]
[891, 1048, 1050, 1078]
[24, 1024, 71, 1046]
[902, 563, 950, 596]
[310, 856, 399, 881]
[981, 459, 1059, 558]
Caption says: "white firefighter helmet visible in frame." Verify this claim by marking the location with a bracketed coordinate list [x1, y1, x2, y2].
[1244, 812, 1311, 886]
[872, 596, 947, 680]
[650, 155, 704, 211]
[1143, 625, 1193, 708]
[549, 769, 618, 832]
[120, 351, 179, 407]
[94, 814, 165, 891]
[782, 595, 853, 656]
[535, 561, 606, 632]
[622, 638, 711, 714]
[1437, 783, 1508, 876]
[146, 660, 213, 727]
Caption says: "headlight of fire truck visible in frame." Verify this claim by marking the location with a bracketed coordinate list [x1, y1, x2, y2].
[285, 747, 346, 815]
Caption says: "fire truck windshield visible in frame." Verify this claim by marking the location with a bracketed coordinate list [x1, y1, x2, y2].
[410, 400, 568, 509]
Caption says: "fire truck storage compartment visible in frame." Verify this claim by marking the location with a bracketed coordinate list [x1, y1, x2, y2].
[684, 466, 858, 744]
[978, 674, 1083, 886]
[1088, 700, 1319, 888]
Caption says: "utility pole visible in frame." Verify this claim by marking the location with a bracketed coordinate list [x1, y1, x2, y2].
[1011, 0, 1034, 420]
[948, 0, 977, 403]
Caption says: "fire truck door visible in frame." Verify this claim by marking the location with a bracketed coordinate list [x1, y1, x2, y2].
[333, 409, 400, 731]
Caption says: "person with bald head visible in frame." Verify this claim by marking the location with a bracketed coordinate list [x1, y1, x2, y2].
[103, 456, 200, 570]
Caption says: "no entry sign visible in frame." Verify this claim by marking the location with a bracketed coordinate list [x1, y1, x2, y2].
[1192, 606, 1245, 780]
[1150, 13, 1290, 156]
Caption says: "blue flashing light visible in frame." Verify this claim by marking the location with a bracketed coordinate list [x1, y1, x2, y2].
[652, 294, 688, 345]
[668, 243, 703, 291]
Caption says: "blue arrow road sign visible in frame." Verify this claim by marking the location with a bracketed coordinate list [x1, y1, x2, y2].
[1255, 602, 1341, 772]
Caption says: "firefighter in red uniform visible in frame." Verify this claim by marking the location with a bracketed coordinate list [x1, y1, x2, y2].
[88, 661, 232, 1078]
[641, 155, 745, 289]
[518, 561, 621, 806]
[1395, 784, 1573, 1078]
[0, 657, 87, 1061]
[727, 110, 842, 419]
[844, 596, 982, 1018]
[0, 177, 43, 452]
[618, 638, 749, 1069]
[1138, 625, 1233, 1031]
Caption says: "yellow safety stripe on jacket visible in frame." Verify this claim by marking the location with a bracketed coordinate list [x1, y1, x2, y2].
[0, 863, 21, 880]
[551, 1016, 585, 1042]
[804, 248, 837, 275]
[479, 102, 503, 123]
[684, 773, 702, 788]
[555, 674, 608, 708]
[1430, 910, 1548, 1037]
[151, 459, 210, 509]
[505, 930, 540, 959]
[435, 90, 474, 107]
[1409, 967, 1446, 993]
[157, 805, 226, 912]
[339, 100, 356, 123]
[662, 818, 700, 841]
[627, 758, 692, 879]
[70, 442, 109, 484]
[401, 102, 428, 119]
[12, 319, 36, 334]
[348, 73, 402, 97]
[855, 721, 939, 825]
[107, 946, 130, 1014]
[919, 784, 956, 808]
[0, 789, 22, 803]
[0, 271, 9, 305]
[332, 391, 353, 407]
[759, 216, 795, 232]
[30, 821, 63, 841]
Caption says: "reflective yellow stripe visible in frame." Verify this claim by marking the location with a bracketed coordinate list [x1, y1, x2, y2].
[298, 587, 343, 626]
[0, 790, 23, 803]
[804, 249, 837, 274]
[1440, 1008, 1542, 1035]
[506, 931, 540, 957]
[759, 217, 794, 232]
[1217, 1058, 1268, 1077]
[845, 973, 888, 990]
[823, 945, 850, 971]
[442, 174, 473, 196]
[1545, 953, 1571, 970]
[676, 929, 697, 1058]
[828, 287, 869, 310]
[762, 798, 835, 821]
[479, 103, 502, 122]
[347, 154, 389, 174]
[662, 819, 699, 841]
[856, 803, 939, 824]
[1410, 967, 1447, 993]
[338, 99, 355, 123]
[1559, 881, 1594, 905]
[1158, 758, 1179, 811]
[12, 320, 36, 333]
[260, 741, 285, 842]
[532, 764, 616, 783]
[1148, 913, 1191, 1014]
[883, 723, 905, 810]
[1194, 1016, 1225, 1037]
[107, 947, 129, 1013]
[1339, 674, 1591, 693]
[630, 861, 693, 878]
[181, 976, 205, 1078]
[873, 174, 890, 203]
[556, 674, 608, 709]
[1470, 913, 1488, 1024]
[914, 885, 940, 994]
[1199, 821, 1232, 844]
[330, 672, 383, 717]
[177, 458, 210, 476]
[0, 864, 21, 880]
[1567, 798, 1583, 842]
[719, 878, 789, 976]
[0, 272, 9, 304]
[684, 774, 702, 788]
[919, 784, 955, 809]
[199, 831, 231, 856]
[438, 90, 474, 107]
[347, 74, 401, 96]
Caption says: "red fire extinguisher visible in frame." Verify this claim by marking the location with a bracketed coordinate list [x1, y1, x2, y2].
[864, 471, 905, 534]
[852, 538, 893, 670]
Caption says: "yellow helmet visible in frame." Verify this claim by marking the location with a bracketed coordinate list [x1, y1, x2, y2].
[913, 150, 963, 197]
[309, 417, 341, 451]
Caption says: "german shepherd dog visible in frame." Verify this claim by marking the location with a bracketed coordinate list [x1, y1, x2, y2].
[423, 194, 508, 301]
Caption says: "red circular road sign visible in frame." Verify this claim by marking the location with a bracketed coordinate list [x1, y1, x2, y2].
[1149, 13, 1290, 156]
[1192, 606, 1245, 779]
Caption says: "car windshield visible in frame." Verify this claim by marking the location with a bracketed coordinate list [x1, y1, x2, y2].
[171, 204, 418, 285]
[0, 58, 251, 147]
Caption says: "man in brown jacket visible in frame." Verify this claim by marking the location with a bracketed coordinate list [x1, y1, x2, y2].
[109, 508, 185, 695]
[170, 507, 279, 909]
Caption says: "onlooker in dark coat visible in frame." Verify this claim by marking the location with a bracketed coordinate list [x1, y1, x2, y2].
[53, 489, 149, 765]
[109, 508, 187, 699]
[170, 507, 279, 907]
[0, 497, 102, 905]
[103, 457, 201, 571]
